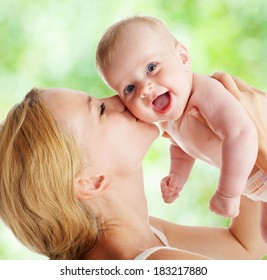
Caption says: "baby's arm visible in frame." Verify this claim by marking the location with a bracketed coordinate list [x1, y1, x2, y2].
[161, 141, 195, 203]
[211, 72, 267, 174]
[195, 77, 258, 217]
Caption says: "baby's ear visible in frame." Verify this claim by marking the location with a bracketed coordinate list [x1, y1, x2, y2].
[175, 42, 191, 71]
[75, 175, 111, 200]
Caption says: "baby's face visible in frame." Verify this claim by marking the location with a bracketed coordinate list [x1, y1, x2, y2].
[103, 23, 193, 123]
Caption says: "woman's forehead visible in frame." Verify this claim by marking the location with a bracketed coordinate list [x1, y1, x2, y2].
[42, 87, 90, 99]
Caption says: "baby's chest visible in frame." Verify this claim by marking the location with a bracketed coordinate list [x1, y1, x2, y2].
[161, 116, 221, 162]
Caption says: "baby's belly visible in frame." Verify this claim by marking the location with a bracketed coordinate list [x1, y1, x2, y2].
[164, 117, 222, 167]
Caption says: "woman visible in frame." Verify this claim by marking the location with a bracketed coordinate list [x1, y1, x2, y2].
[0, 74, 266, 260]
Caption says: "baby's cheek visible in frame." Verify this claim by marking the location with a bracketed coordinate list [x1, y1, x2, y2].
[131, 103, 149, 119]
[124, 102, 140, 117]
[133, 108, 144, 119]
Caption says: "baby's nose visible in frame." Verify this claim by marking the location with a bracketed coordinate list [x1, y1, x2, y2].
[140, 82, 154, 99]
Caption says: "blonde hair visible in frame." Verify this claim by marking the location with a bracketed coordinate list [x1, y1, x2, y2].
[0, 88, 99, 259]
[96, 15, 177, 77]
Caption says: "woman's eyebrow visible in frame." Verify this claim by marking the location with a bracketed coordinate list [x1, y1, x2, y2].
[87, 96, 92, 109]
[87, 96, 97, 118]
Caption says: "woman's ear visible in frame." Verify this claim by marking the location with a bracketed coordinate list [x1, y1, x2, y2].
[175, 42, 191, 71]
[75, 175, 111, 200]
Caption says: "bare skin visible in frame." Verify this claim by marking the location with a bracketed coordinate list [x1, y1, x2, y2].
[41, 88, 267, 259]
[102, 23, 257, 218]
[189, 72, 267, 243]
[211, 72, 267, 174]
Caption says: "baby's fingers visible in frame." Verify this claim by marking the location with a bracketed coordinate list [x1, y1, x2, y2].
[161, 177, 180, 203]
[162, 191, 179, 203]
[211, 72, 241, 100]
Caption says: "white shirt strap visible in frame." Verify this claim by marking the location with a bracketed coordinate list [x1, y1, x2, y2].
[134, 226, 173, 260]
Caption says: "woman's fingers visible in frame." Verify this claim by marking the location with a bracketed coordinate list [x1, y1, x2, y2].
[211, 72, 241, 100]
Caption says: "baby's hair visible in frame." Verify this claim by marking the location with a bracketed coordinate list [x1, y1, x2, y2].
[0, 88, 99, 259]
[96, 15, 177, 78]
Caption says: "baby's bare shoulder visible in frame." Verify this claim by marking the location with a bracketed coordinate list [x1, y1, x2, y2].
[191, 73, 232, 108]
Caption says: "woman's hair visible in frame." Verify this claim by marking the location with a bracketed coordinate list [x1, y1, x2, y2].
[0, 88, 99, 259]
[96, 15, 178, 78]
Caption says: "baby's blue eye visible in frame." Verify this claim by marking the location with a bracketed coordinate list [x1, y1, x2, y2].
[146, 63, 156, 74]
[124, 85, 135, 95]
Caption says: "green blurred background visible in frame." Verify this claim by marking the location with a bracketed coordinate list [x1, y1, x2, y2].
[0, 0, 267, 260]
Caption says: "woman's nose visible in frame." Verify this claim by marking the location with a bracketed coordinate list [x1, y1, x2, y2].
[103, 95, 125, 112]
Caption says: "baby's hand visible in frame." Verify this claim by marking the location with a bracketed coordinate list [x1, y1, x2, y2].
[160, 173, 184, 203]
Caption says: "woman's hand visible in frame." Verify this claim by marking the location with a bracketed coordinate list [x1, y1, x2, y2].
[189, 72, 267, 173]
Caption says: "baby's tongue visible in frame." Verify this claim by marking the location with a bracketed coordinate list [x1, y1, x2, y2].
[153, 93, 170, 111]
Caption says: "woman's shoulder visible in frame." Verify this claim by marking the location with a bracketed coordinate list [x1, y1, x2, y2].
[147, 217, 208, 260]
[149, 215, 180, 231]
[149, 216, 184, 247]
[149, 216, 166, 232]
[149, 216, 200, 252]
[149, 215, 183, 236]
[145, 246, 207, 260]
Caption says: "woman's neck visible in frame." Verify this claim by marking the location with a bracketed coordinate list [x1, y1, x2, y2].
[104, 168, 149, 221]
[85, 216, 164, 260]
[85, 167, 161, 259]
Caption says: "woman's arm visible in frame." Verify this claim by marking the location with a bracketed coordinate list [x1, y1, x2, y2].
[150, 195, 267, 259]
[211, 72, 267, 174]
[229, 195, 266, 258]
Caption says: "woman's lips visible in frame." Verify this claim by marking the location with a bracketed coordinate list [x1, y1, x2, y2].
[152, 92, 171, 113]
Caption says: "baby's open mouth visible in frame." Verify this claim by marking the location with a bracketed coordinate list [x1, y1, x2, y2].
[152, 92, 171, 113]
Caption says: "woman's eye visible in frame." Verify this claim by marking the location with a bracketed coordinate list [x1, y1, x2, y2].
[146, 63, 156, 74]
[100, 103, 106, 115]
[123, 85, 135, 95]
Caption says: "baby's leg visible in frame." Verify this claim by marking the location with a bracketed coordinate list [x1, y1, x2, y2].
[209, 191, 240, 217]
[211, 167, 267, 218]
[261, 202, 267, 243]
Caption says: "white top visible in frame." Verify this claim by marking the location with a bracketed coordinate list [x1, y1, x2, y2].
[134, 226, 178, 260]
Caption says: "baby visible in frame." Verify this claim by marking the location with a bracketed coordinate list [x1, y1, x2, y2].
[95, 16, 267, 225]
